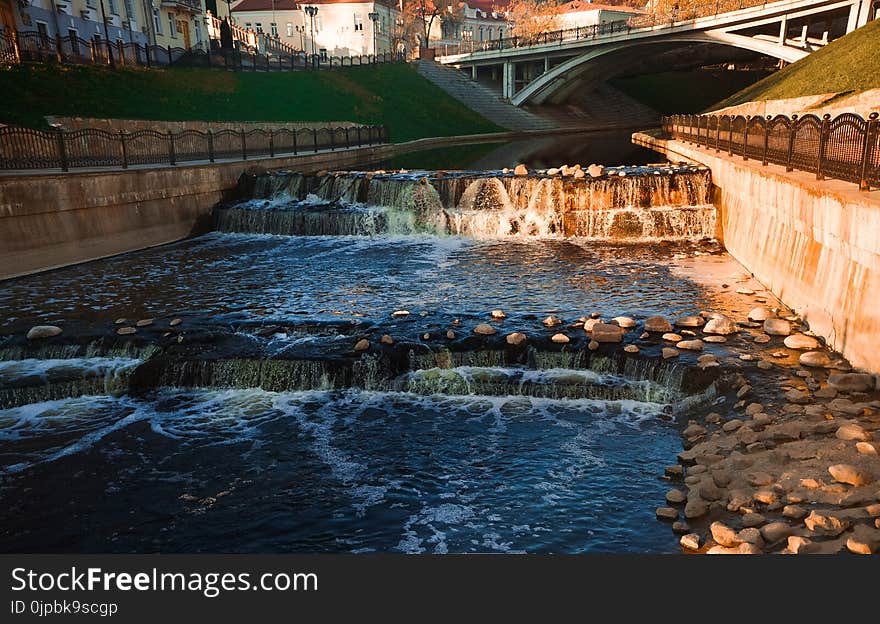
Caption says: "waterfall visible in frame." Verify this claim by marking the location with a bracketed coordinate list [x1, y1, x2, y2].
[218, 167, 716, 241]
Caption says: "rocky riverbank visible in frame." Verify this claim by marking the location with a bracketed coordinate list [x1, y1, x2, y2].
[654, 256, 880, 554]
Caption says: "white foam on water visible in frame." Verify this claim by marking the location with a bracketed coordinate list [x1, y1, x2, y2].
[0, 357, 142, 384]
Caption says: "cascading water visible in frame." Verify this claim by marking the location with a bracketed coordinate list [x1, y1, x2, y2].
[216, 165, 715, 240]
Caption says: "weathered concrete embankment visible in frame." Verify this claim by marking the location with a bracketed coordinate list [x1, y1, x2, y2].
[633, 130, 880, 374]
[0, 127, 599, 282]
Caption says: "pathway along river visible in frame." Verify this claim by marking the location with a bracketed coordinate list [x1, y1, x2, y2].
[1, 148, 869, 554]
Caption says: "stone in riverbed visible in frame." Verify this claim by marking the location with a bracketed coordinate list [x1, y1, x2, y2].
[591, 323, 624, 343]
[506, 332, 527, 346]
[169, 318, 183, 327]
[490, 310, 507, 320]
[703, 335, 727, 343]
[710, 521, 740, 547]
[392, 310, 410, 317]
[748, 306, 776, 321]
[836, 423, 869, 441]
[828, 463, 872, 487]
[662, 333, 683, 342]
[587, 164, 604, 178]
[754, 334, 771, 344]
[136, 318, 154, 327]
[354, 339, 370, 352]
[542, 315, 562, 327]
[644, 315, 673, 333]
[656, 507, 678, 521]
[661, 348, 679, 359]
[805, 510, 850, 536]
[582, 318, 603, 333]
[828, 373, 874, 393]
[856, 442, 877, 455]
[588, 340, 599, 350]
[800, 351, 833, 368]
[623, 344, 639, 353]
[551, 333, 570, 344]
[666, 489, 686, 504]
[706, 543, 762, 555]
[680, 533, 701, 551]
[612, 316, 636, 328]
[514, 164, 528, 176]
[785, 389, 810, 404]
[676, 339, 703, 351]
[741, 512, 765, 527]
[763, 318, 791, 336]
[675, 316, 705, 328]
[736, 528, 765, 547]
[787, 536, 819, 554]
[116, 327, 136, 335]
[473, 323, 497, 336]
[760, 522, 793, 544]
[684, 500, 709, 519]
[672, 521, 690, 535]
[703, 315, 737, 335]
[846, 527, 880, 555]
[446, 330, 455, 339]
[380, 334, 394, 345]
[26, 325, 62, 340]
[664, 465, 684, 479]
[783, 504, 808, 520]
[784, 334, 819, 350]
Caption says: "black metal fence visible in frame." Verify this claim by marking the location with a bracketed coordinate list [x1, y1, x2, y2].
[0, 124, 388, 171]
[661, 112, 880, 191]
[0, 29, 406, 71]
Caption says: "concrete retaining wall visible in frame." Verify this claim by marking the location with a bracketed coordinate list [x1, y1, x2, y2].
[0, 127, 588, 282]
[634, 131, 880, 372]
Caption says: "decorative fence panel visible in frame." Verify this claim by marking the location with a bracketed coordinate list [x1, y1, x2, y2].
[662, 112, 880, 190]
[0, 124, 387, 171]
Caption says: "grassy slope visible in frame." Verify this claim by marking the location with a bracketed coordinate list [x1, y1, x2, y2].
[610, 69, 771, 114]
[713, 19, 880, 110]
[0, 63, 502, 142]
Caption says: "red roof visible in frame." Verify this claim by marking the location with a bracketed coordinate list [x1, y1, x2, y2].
[232, 0, 299, 10]
[558, 1, 644, 13]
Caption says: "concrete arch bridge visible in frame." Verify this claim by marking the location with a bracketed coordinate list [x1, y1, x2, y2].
[435, 0, 878, 107]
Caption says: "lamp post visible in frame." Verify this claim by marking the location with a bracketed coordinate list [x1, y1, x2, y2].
[367, 11, 379, 57]
[98, 0, 115, 68]
[295, 24, 305, 52]
[304, 5, 317, 65]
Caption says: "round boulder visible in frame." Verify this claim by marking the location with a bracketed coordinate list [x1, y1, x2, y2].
[26, 325, 62, 340]
[763, 318, 791, 336]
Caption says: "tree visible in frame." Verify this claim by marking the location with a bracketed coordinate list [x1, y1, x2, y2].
[401, 0, 444, 49]
[506, 0, 561, 41]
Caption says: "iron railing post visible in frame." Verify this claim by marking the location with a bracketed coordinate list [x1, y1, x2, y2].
[816, 114, 830, 180]
[313, 128, 318, 153]
[168, 131, 176, 166]
[728, 117, 734, 156]
[786, 115, 798, 171]
[345, 127, 350, 148]
[207, 130, 215, 162]
[240, 130, 247, 160]
[120, 130, 128, 169]
[715, 115, 721, 152]
[858, 112, 877, 191]
[743, 116, 749, 161]
[56, 128, 69, 172]
[292, 130, 297, 155]
[167, 45, 172, 66]
[269, 130, 274, 157]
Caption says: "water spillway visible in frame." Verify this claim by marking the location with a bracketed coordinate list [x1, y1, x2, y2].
[216, 165, 716, 240]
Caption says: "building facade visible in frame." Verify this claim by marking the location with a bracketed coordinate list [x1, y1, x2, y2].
[429, 1, 508, 46]
[229, 0, 400, 56]
[555, 1, 644, 28]
[0, 0, 212, 50]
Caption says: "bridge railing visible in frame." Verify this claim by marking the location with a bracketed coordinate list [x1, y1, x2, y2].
[0, 124, 389, 172]
[662, 112, 880, 191]
[435, 0, 773, 57]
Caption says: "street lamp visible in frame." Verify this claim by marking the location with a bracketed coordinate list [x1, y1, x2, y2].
[98, 0, 115, 68]
[304, 5, 318, 65]
[295, 24, 305, 52]
[367, 11, 379, 57]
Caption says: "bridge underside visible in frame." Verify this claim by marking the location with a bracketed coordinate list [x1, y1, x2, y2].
[442, 0, 870, 107]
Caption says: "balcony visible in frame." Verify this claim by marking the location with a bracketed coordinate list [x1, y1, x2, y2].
[161, 0, 203, 13]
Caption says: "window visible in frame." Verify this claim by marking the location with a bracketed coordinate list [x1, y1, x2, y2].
[68, 29, 80, 54]
[270, 22, 278, 37]
[255, 22, 263, 33]
[153, 8, 162, 34]
[123, 0, 135, 19]
[108, 0, 118, 15]
[168, 15, 176, 36]
[479, 26, 484, 41]
[488, 27, 493, 40]
[194, 21, 201, 42]
[353, 13, 363, 31]
[245, 22, 252, 29]
[286, 22, 293, 37]
[319, 48, 327, 60]
[36, 22, 49, 48]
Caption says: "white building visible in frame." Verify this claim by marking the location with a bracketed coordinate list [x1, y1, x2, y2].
[230, 0, 400, 56]
[431, 1, 508, 46]
[555, 1, 645, 28]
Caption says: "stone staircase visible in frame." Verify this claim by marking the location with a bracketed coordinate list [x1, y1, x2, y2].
[417, 61, 557, 131]
[528, 83, 661, 130]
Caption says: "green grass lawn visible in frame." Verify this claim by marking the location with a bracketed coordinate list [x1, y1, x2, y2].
[713, 19, 880, 109]
[0, 63, 502, 142]
[611, 69, 772, 114]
